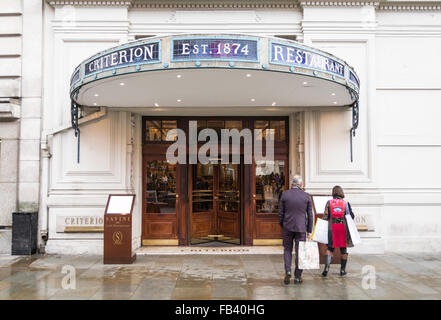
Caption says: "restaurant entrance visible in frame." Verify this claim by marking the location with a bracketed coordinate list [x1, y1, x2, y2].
[190, 163, 242, 245]
[141, 116, 289, 246]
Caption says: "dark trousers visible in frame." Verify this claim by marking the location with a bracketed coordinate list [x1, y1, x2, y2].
[282, 229, 306, 278]
[327, 247, 348, 255]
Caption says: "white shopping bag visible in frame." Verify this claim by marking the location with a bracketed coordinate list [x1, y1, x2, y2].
[345, 213, 361, 245]
[311, 218, 328, 244]
[298, 241, 320, 269]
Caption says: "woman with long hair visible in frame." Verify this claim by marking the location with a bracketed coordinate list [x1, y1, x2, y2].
[321, 185, 355, 277]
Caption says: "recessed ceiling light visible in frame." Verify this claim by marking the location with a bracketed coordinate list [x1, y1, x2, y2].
[246, 74, 251, 78]
[271, 102, 276, 106]
[177, 99, 181, 102]
[93, 103, 97, 106]
[331, 93, 336, 96]
[302, 81, 308, 85]
[94, 93, 99, 97]
[120, 82, 125, 86]
[333, 101, 337, 104]
[177, 74, 182, 78]
[154, 102, 159, 107]
[251, 98, 255, 102]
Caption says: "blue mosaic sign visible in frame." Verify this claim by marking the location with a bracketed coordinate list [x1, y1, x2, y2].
[172, 38, 258, 62]
[84, 41, 160, 76]
[70, 68, 80, 86]
[349, 71, 360, 89]
[270, 42, 345, 78]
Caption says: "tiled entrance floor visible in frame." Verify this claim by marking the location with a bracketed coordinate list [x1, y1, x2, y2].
[0, 253, 440, 300]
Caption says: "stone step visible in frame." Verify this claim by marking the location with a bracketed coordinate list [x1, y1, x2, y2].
[135, 245, 284, 255]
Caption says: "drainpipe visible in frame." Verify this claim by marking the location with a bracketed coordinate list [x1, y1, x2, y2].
[38, 107, 107, 252]
[38, 141, 50, 253]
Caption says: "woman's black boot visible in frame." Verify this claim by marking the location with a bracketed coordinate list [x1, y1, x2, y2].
[322, 255, 331, 277]
[340, 258, 347, 276]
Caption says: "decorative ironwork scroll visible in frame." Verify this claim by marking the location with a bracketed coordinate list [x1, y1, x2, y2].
[350, 99, 359, 163]
[70, 91, 81, 163]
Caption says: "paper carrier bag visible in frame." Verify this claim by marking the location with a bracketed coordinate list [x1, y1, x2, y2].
[298, 241, 320, 269]
[311, 218, 328, 244]
[345, 213, 361, 245]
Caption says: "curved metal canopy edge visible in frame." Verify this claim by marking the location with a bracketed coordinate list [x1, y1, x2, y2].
[69, 34, 360, 162]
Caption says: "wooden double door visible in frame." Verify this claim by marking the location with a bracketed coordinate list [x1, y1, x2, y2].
[190, 163, 242, 245]
[141, 116, 290, 246]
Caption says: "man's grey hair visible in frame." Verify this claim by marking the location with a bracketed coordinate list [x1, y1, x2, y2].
[292, 175, 303, 187]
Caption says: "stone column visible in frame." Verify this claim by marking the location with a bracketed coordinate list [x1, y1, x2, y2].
[17, 0, 43, 219]
[0, 0, 23, 253]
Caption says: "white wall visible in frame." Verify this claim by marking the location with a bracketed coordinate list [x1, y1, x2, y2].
[128, 8, 303, 38]
[302, 4, 382, 253]
[302, 4, 441, 253]
[43, 4, 134, 253]
[375, 9, 441, 252]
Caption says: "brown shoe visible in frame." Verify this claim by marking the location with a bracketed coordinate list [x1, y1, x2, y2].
[284, 273, 291, 285]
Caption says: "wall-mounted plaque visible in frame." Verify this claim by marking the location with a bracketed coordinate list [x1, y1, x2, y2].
[103, 194, 136, 264]
[56, 215, 104, 233]
[354, 214, 374, 231]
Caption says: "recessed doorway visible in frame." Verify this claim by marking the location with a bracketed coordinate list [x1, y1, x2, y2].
[141, 116, 290, 247]
[190, 163, 242, 245]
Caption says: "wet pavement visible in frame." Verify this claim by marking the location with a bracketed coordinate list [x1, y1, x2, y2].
[0, 253, 440, 300]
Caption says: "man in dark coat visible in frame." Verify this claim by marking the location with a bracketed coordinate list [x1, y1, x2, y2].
[278, 175, 313, 284]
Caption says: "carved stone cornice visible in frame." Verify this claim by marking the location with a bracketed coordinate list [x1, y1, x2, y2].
[47, 1, 133, 7]
[299, 0, 441, 10]
[378, 2, 441, 10]
[46, 0, 300, 8]
[46, 0, 441, 10]
[300, 1, 380, 7]
[133, 0, 299, 8]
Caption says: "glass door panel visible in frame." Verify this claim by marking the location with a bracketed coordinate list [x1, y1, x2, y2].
[255, 160, 285, 214]
[192, 163, 214, 212]
[145, 160, 177, 214]
[143, 159, 179, 243]
[217, 164, 241, 244]
[190, 163, 241, 245]
[217, 164, 240, 213]
[190, 163, 215, 244]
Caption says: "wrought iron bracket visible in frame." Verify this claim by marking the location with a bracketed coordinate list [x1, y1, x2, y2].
[350, 99, 359, 162]
[70, 90, 81, 163]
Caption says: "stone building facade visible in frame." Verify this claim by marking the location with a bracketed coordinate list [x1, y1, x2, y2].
[0, 0, 43, 253]
[1, 0, 441, 255]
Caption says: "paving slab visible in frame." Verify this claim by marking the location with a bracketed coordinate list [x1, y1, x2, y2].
[0, 253, 439, 300]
